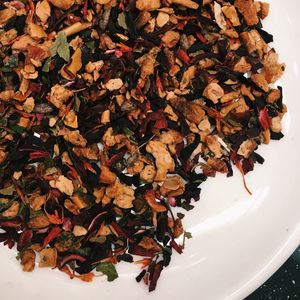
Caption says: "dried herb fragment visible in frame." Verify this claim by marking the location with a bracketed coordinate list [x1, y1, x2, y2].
[96, 262, 119, 282]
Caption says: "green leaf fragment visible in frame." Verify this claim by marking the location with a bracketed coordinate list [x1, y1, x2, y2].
[1, 54, 19, 72]
[117, 12, 128, 30]
[10, 124, 26, 134]
[50, 32, 70, 62]
[44, 157, 55, 169]
[184, 231, 192, 239]
[89, 236, 106, 244]
[0, 185, 15, 196]
[123, 127, 134, 137]
[42, 57, 51, 72]
[96, 262, 119, 282]
[85, 40, 96, 53]
[181, 202, 194, 211]
[74, 96, 81, 112]
[177, 212, 185, 219]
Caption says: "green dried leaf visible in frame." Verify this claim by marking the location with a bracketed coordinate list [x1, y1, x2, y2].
[96, 262, 119, 282]
[74, 96, 81, 112]
[10, 124, 26, 134]
[0, 199, 14, 212]
[0, 185, 15, 196]
[177, 212, 185, 219]
[42, 57, 51, 72]
[123, 127, 134, 137]
[29, 210, 45, 218]
[117, 12, 127, 30]
[1, 54, 19, 72]
[89, 236, 106, 244]
[181, 202, 194, 211]
[44, 157, 55, 169]
[85, 40, 96, 53]
[184, 231, 192, 239]
[50, 32, 70, 62]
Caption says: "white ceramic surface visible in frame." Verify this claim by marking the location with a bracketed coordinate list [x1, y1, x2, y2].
[1, 1, 300, 299]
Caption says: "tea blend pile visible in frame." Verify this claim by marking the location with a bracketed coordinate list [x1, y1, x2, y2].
[0, 0, 286, 292]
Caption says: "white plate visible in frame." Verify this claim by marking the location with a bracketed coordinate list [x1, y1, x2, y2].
[1, 1, 300, 299]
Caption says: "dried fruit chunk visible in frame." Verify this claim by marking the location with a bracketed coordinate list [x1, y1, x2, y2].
[21, 250, 36, 272]
[169, 97, 205, 124]
[257, 2, 270, 19]
[48, 0, 75, 10]
[206, 135, 223, 158]
[234, 0, 259, 25]
[39, 248, 57, 268]
[203, 83, 225, 104]
[138, 236, 161, 252]
[73, 145, 99, 160]
[105, 79, 124, 91]
[160, 176, 185, 197]
[222, 5, 240, 27]
[146, 141, 175, 182]
[100, 166, 117, 184]
[162, 31, 180, 48]
[214, 2, 227, 30]
[140, 165, 157, 183]
[251, 74, 269, 92]
[29, 195, 46, 211]
[156, 12, 170, 28]
[2, 201, 20, 218]
[61, 48, 82, 80]
[180, 66, 196, 90]
[0, 90, 15, 102]
[170, 0, 199, 10]
[270, 117, 282, 133]
[0, 8, 15, 26]
[159, 130, 183, 146]
[63, 130, 87, 147]
[64, 111, 78, 128]
[105, 180, 135, 209]
[207, 158, 228, 174]
[237, 139, 257, 158]
[240, 30, 268, 58]
[71, 194, 88, 210]
[50, 85, 74, 109]
[136, 0, 161, 11]
[28, 215, 50, 229]
[0, 29, 18, 46]
[50, 175, 74, 196]
[36, 0, 51, 24]
[233, 57, 252, 73]
[262, 50, 285, 84]
[73, 225, 88, 237]
[144, 190, 167, 212]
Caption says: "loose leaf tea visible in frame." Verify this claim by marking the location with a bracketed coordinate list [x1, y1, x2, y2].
[0, 0, 286, 292]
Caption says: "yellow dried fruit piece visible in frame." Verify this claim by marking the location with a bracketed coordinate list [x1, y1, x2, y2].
[48, 0, 75, 10]
[61, 48, 82, 80]
[27, 23, 47, 39]
[64, 110, 78, 129]
[28, 214, 50, 229]
[160, 176, 185, 197]
[21, 250, 36, 272]
[39, 248, 57, 268]
[50, 85, 74, 109]
[50, 175, 74, 196]
[100, 166, 117, 184]
[36, 0, 51, 24]
[2, 201, 20, 218]
[136, 0, 161, 11]
[146, 141, 175, 182]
